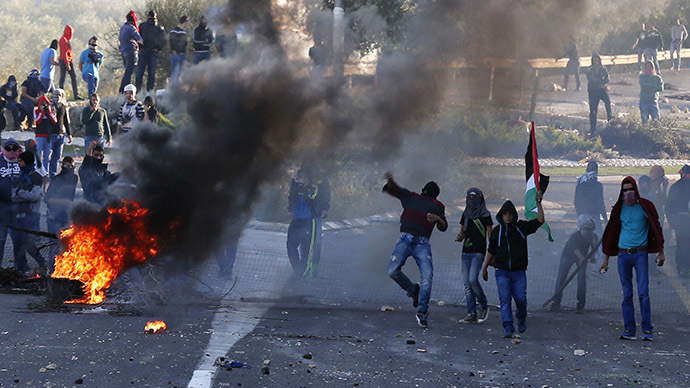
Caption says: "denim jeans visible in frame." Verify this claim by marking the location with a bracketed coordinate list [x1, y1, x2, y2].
[495, 269, 527, 331]
[49, 134, 64, 178]
[637, 47, 645, 71]
[170, 53, 186, 84]
[462, 252, 487, 316]
[119, 51, 138, 93]
[83, 135, 104, 155]
[193, 51, 211, 65]
[12, 213, 46, 272]
[552, 250, 587, 307]
[645, 48, 660, 73]
[20, 98, 35, 126]
[40, 77, 54, 94]
[588, 89, 611, 134]
[35, 136, 51, 170]
[216, 239, 239, 277]
[82, 73, 99, 97]
[135, 50, 159, 92]
[387, 233, 433, 314]
[618, 251, 652, 335]
[640, 100, 660, 124]
[5, 101, 24, 129]
[671, 40, 683, 70]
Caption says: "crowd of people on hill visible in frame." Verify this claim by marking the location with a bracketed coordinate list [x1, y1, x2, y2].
[559, 20, 688, 134]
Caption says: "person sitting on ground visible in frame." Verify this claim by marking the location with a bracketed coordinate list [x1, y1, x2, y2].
[482, 194, 545, 339]
[81, 93, 112, 155]
[79, 143, 117, 205]
[1, 75, 26, 131]
[11, 151, 47, 275]
[548, 215, 598, 314]
[639, 61, 663, 124]
[116, 84, 145, 136]
[457, 188, 492, 324]
[20, 70, 43, 129]
[45, 156, 77, 235]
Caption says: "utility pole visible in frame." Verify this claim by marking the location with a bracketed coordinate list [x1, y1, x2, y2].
[333, 0, 345, 81]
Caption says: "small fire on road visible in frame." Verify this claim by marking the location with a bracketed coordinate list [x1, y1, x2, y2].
[145, 320, 168, 334]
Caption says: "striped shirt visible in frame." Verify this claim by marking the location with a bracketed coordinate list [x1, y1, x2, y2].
[384, 181, 446, 239]
[117, 100, 145, 130]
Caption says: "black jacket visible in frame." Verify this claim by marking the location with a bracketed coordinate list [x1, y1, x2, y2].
[586, 64, 609, 92]
[53, 103, 71, 137]
[170, 27, 188, 54]
[193, 25, 214, 53]
[45, 168, 77, 220]
[574, 178, 607, 220]
[0, 81, 18, 102]
[645, 30, 664, 50]
[78, 156, 117, 204]
[488, 201, 543, 271]
[666, 178, 690, 223]
[140, 19, 166, 52]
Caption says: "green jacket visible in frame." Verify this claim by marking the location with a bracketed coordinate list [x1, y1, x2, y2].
[81, 106, 111, 141]
[639, 73, 663, 103]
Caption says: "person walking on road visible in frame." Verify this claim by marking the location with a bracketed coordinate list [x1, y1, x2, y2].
[457, 188, 492, 324]
[482, 196, 545, 338]
[383, 172, 447, 328]
[600, 177, 665, 341]
[666, 165, 690, 277]
[574, 160, 607, 267]
[639, 61, 663, 124]
[586, 53, 612, 136]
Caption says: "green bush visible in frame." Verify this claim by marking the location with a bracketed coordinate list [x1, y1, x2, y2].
[600, 117, 690, 158]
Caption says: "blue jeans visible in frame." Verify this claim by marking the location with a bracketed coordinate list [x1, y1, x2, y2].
[216, 239, 239, 276]
[49, 134, 64, 178]
[83, 135, 104, 155]
[170, 53, 186, 84]
[5, 101, 24, 129]
[135, 50, 159, 92]
[40, 77, 54, 94]
[82, 73, 99, 96]
[119, 51, 138, 93]
[462, 252, 487, 316]
[35, 136, 51, 170]
[671, 40, 683, 70]
[193, 51, 211, 65]
[20, 98, 35, 126]
[618, 251, 652, 334]
[640, 100, 660, 124]
[645, 48, 660, 73]
[637, 47, 645, 71]
[387, 233, 433, 314]
[495, 269, 527, 331]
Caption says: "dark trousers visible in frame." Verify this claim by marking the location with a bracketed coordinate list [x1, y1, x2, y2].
[588, 89, 611, 134]
[671, 215, 690, 275]
[563, 61, 580, 90]
[552, 253, 587, 307]
[119, 51, 138, 93]
[135, 50, 159, 92]
[58, 59, 79, 98]
[286, 218, 314, 276]
[5, 101, 25, 129]
[12, 213, 46, 273]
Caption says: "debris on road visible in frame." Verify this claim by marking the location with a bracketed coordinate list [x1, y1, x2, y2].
[380, 305, 395, 312]
[574, 348, 585, 356]
[406, 339, 416, 345]
[261, 366, 270, 375]
[302, 353, 313, 359]
[416, 348, 427, 353]
[263, 359, 271, 366]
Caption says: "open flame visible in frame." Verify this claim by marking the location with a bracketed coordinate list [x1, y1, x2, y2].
[144, 320, 167, 334]
[51, 200, 160, 304]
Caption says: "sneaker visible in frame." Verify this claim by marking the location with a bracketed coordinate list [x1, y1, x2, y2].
[459, 314, 477, 324]
[576, 86, 581, 91]
[576, 305, 585, 314]
[518, 320, 527, 333]
[503, 327, 514, 338]
[477, 306, 489, 323]
[548, 303, 561, 312]
[643, 331, 653, 341]
[619, 331, 637, 340]
[409, 283, 420, 308]
[415, 312, 428, 328]
[512, 333, 521, 340]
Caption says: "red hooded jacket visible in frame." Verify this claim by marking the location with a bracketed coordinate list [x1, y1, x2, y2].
[59, 25, 74, 63]
[602, 176, 664, 255]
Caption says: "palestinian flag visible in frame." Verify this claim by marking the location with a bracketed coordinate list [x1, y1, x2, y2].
[525, 122, 553, 241]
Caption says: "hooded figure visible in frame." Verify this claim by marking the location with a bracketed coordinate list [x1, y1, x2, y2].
[601, 177, 664, 256]
[0, 74, 20, 130]
[600, 176, 664, 341]
[193, 16, 214, 64]
[586, 53, 612, 135]
[58, 25, 81, 100]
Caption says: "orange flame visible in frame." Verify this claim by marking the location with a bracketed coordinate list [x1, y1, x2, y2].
[144, 320, 167, 333]
[51, 200, 160, 304]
